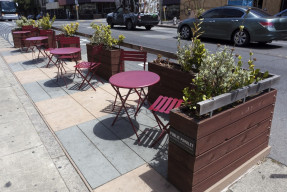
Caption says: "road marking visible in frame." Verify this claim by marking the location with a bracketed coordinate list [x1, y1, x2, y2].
[143, 35, 168, 39]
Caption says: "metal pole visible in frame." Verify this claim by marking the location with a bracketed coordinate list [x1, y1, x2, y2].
[159, 0, 163, 24]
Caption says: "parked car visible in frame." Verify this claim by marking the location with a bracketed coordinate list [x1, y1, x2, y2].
[178, 6, 287, 46]
[274, 9, 287, 17]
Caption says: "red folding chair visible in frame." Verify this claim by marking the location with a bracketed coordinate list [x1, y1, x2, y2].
[120, 50, 147, 71]
[112, 49, 147, 111]
[22, 26, 39, 52]
[73, 45, 103, 91]
[58, 36, 81, 61]
[149, 95, 183, 147]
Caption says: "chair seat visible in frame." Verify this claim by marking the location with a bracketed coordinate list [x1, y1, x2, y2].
[74, 61, 100, 69]
[148, 95, 183, 147]
[45, 48, 54, 52]
[149, 96, 183, 114]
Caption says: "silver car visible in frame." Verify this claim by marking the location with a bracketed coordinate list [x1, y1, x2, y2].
[178, 6, 287, 46]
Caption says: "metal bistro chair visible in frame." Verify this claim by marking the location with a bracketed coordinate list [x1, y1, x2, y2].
[148, 95, 183, 147]
[58, 36, 81, 61]
[112, 49, 147, 111]
[73, 45, 103, 91]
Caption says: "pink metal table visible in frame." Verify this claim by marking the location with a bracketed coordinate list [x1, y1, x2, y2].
[109, 71, 160, 141]
[50, 47, 81, 86]
[25, 36, 48, 59]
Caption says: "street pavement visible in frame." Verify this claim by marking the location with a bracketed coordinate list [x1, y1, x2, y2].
[0, 22, 287, 192]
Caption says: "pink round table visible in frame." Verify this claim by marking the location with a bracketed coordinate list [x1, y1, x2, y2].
[109, 71, 160, 141]
[50, 47, 81, 56]
[50, 47, 82, 87]
[25, 36, 49, 59]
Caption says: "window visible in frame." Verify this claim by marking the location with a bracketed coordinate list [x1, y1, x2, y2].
[221, 8, 244, 18]
[202, 9, 222, 18]
[282, 10, 287, 16]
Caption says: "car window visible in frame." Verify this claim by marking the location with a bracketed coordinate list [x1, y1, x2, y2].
[221, 8, 244, 18]
[282, 11, 287, 16]
[250, 8, 271, 17]
[202, 9, 223, 18]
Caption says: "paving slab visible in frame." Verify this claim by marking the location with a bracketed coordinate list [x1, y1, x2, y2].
[56, 125, 121, 189]
[93, 164, 179, 192]
[22, 82, 51, 102]
[78, 119, 145, 174]
[226, 158, 287, 192]
[0, 145, 68, 192]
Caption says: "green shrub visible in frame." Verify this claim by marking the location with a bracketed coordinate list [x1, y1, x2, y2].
[182, 47, 269, 115]
[15, 16, 36, 28]
[62, 22, 79, 36]
[90, 23, 125, 50]
[37, 13, 56, 30]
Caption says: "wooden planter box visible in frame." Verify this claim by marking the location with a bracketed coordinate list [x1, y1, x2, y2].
[168, 89, 277, 192]
[11, 28, 23, 48]
[87, 43, 123, 81]
[148, 61, 195, 103]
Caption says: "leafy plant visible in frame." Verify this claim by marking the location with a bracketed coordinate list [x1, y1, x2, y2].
[177, 21, 206, 72]
[37, 13, 56, 30]
[62, 22, 79, 36]
[15, 16, 36, 28]
[182, 46, 269, 115]
[90, 23, 125, 50]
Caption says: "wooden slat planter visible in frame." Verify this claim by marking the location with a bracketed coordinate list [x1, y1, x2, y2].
[11, 29, 23, 48]
[148, 61, 195, 103]
[168, 89, 277, 192]
[86, 43, 123, 81]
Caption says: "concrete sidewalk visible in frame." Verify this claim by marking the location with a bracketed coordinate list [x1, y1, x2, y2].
[0, 33, 287, 192]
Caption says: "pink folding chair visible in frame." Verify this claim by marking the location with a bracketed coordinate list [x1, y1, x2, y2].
[58, 36, 81, 61]
[112, 49, 147, 111]
[74, 45, 103, 91]
[149, 95, 183, 147]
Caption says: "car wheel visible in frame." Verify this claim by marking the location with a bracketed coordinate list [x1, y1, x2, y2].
[232, 29, 250, 46]
[145, 25, 152, 30]
[126, 20, 133, 30]
[180, 25, 191, 39]
[107, 18, 114, 28]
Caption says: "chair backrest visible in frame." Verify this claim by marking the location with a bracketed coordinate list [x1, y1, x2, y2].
[120, 50, 147, 71]
[22, 25, 33, 30]
[39, 30, 55, 48]
[59, 36, 80, 48]
[55, 34, 65, 48]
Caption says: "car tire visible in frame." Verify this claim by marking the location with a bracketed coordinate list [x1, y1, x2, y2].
[126, 20, 133, 30]
[232, 29, 250, 46]
[145, 25, 152, 30]
[180, 25, 191, 39]
[107, 18, 114, 28]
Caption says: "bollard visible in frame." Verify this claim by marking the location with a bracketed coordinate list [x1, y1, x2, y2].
[173, 17, 177, 25]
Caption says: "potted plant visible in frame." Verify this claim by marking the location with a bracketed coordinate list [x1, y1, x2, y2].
[60, 22, 81, 60]
[38, 13, 56, 48]
[166, 45, 279, 192]
[148, 22, 205, 103]
[12, 16, 37, 48]
[87, 23, 125, 80]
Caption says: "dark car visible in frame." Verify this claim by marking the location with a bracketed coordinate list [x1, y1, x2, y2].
[178, 6, 287, 46]
[274, 9, 287, 17]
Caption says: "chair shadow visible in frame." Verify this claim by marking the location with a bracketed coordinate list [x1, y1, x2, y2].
[93, 116, 140, 140]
